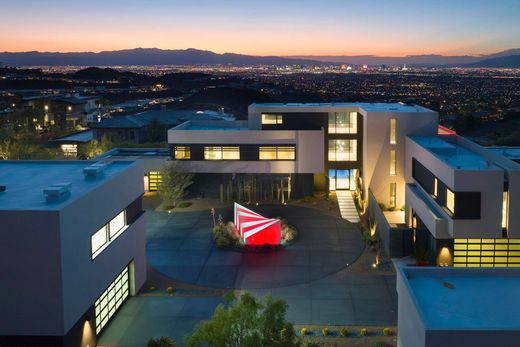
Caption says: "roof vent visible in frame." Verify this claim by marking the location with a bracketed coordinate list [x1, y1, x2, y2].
[83, 162, 107, 178]
[44, 182, 71, 202]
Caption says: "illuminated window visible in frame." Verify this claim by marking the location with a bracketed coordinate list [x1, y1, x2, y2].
[261, 114, 283, 125]
[91, 226, 108, 256]
[174, 146, 190, 160]
[328, 139, 357, 161]
[389, 150, 396, 176]
[60, 144, 78, 157]
[389, 183, 396, 208]
[503, 191, 509, 230]
[446, 188, 455, 214]
[259, 146, 295, 160]
[95, 266, 129, 334]
[204, 146, 240, 160]
[453, 238, 520, 267]
[390, 118, 397, 145]
[328, 112, 357, 134]
[109, 210, 126, 239]
[91, 210, 128, 259]
[148, 172, 162, 191]
[433, 178, 438, 197]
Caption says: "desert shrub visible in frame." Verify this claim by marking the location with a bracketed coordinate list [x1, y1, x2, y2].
[301, 195, 313, 203]
[382, 327, 392, 336]
[322, 327, 329, 336]
[340, 327, 348, 336]
[360, 328, 369, 336]
[280, 219, 298, 243]
[166, 287, 173, 295]
[147, 336, 176, 347]
[212, 222, 241, 248]
[300, 327, 309, 335]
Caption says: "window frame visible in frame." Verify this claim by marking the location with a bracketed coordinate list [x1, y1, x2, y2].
[174, 146, 191, 160]
[390, 150, 396, 176]
[259, 145, 296, 161]
[328, 139, 357, 162]
[204, 146, 240, 160]
[91, 209, 129, 260]
[390, 118, 397, 145]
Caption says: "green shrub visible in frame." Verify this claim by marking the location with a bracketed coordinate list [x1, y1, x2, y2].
[147, 336, 176, 347]
[383, 327, 392, 336]
[300, 327, 309, 335]
[340, 327, 348, 336]
[301, 195, 313, 203]
[166, 287, 174, 295]
[212, 222, 241, 248]
[149, 286, 156, 292]
[360, 328, 368, 336]
[322, 327, 329, 336]
[177, 201, 192, 208]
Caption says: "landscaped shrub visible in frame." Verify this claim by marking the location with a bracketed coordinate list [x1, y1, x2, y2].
[212, 222, 241, 249]
[147, 336, 176, 347]
[382, 327, 392, 336]
[177, 201, 192, 208]
[149, 286, 156, 292]
[322, 327, 329, 336]
[360, 328, 369, 336]
[166, 287, 174, 295]
[300, 327, 309, 335]
[340, 327, 348, 336]
[280, 218, 298, 243]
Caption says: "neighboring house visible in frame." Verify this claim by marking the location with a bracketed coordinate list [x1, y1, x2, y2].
[91, 109, 235, 144]
[20, 93, 98, 126]
[0, 160, 146, 347]
[49, 130, 93, 157]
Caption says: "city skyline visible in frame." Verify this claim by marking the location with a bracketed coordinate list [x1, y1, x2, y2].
[1, 0, 520, 56]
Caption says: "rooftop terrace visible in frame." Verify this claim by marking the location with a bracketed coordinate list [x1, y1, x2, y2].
[0, 160, 137, 211]
[411, 136, 496, 170]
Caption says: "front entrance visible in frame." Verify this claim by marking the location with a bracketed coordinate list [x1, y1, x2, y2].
[329, 169, 357, 191]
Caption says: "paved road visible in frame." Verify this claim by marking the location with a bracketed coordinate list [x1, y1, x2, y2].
[146, 205, 365, 289]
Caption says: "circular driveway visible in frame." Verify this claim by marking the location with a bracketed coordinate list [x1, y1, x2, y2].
[146, 205, 364, 289]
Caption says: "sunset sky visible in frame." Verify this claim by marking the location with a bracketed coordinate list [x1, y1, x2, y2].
[1, 0, 519, 56]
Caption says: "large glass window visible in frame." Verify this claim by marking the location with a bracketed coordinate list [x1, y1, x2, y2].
[174, 146, 190, 160]
[259, 146, 295, 160]
[91, 226, 108, 256]
[446, 188, 455, 214]
[91, 210, 128, 259]
[328, 112, 357, 134]
[95, 266, 129, 334]
[390, 118, 397, 145]
[109, 210, 126, 239]
[261, 114, 283, 125]
[390, 183, 396, 208]
[204, 146, 240, 160]
[503, 191, 509, 230]
[390, 150, 396, 176]
[328, 139, 357, 161]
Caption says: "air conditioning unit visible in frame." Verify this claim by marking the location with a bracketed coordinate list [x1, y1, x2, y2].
[44, 182, 71, 201]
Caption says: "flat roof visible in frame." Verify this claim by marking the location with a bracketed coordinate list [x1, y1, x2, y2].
[170, 120, 248, 131]
[486, 147, 520, 161]
[399, 266, 520, 330]
[97, 148, 170, 159]
[411, 136, 494, 170]
[0, 160, 136, 211]
[251, 102, 433, 113]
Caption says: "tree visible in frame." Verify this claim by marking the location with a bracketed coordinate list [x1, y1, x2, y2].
[157, 162, 193, 209]
[147, 118, 164, 142]
[184, 293, 300, 347]
[78, 136, 114, 159]
[0, 130, 39, 160]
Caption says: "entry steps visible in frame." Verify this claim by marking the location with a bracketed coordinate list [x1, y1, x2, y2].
[335, 190, 360, 223]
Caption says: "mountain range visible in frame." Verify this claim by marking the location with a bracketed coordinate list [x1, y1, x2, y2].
[1, 48, 520, 68]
